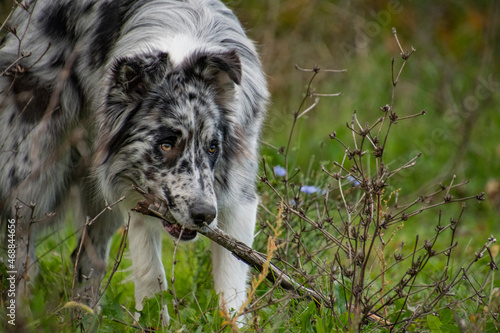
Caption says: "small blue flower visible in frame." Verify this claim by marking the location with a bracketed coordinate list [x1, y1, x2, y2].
[301, 185, 320, 194]
[347, 176, 360, 186]
[273, 165, 286, 177]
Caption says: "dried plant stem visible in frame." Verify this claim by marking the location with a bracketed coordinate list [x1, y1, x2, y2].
[222, 202, 284, 331]
[94, 216, 130, 308]
[71, 197, 125, 303]
[171, 228, 183, 324]
[131, 191, 331, 307]
[120, 304, 147, 332]
[132, 187, 387, 325]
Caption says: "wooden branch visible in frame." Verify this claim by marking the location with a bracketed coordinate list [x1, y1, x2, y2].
[132, 202, 331, 305]
[131, 185, 386, 324]
[131, 186, 330, 307]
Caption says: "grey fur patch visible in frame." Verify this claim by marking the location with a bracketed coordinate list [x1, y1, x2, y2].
[10, 72, 53, 124]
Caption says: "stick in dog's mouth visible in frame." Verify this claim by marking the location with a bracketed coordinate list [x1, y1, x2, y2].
[161, 219, 198, 240]
[130, 185, 388, 324]
[132, 185, 198, 241]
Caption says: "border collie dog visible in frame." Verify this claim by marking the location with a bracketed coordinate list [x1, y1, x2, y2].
[0, 0, 268, 322]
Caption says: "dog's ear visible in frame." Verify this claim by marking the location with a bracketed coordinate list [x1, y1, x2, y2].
[193, 49, 241, 85]
[109, 52, 172, 103]
[185, 50, 242, 107]
[96, 53, 171, 166]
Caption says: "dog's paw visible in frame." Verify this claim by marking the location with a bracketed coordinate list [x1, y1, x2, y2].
[133, 311, 140, 323]
[134, 304, 170, 326]
[161, 305, 170, 325]
[234, 314, 247, 329]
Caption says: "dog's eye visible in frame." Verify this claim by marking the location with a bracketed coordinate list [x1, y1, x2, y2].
[158, 133, 179, 153]
[161, 143, 173, 152]
[208, 144, 217, 155]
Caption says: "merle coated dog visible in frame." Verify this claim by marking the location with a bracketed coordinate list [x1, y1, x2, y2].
[0, 0, 268, 322]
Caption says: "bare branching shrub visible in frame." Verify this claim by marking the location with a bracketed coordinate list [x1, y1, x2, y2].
[252, 29, 498, 331]
[135, 29, 498, 332]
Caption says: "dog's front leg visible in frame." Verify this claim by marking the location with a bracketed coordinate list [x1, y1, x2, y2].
[211, 197, 257, 319]
[128, 216, 170, 324]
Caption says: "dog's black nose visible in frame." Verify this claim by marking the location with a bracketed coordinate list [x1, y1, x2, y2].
[191, 203, 216, 226]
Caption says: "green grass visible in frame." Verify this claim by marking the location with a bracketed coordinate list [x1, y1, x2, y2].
[1, 0, 499, 332]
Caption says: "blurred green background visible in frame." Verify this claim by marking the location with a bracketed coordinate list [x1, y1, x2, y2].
[228, 0, 499, 238]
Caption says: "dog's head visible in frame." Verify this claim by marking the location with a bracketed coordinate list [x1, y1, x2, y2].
[95, 50, 242, 240]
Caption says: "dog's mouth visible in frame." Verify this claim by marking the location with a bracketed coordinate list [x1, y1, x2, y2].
[132, 195, 198, 241]
[162, 219, 198, 241]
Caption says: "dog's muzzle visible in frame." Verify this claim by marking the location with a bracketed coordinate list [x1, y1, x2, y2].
[163, 201, 216, 241]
